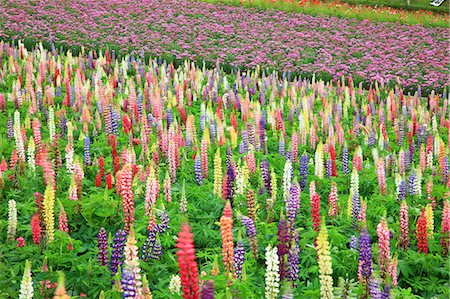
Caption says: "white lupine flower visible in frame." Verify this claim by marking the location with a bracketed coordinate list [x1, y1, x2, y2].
[14, 110, 26, 162]
[314, 142, 324, 179]
[48, 106, 55, 142]
[27, 138, 35, 171]
[19, 260, 33, 299]
[169, 275, 181, 295]
[416, 167, 422, 197]
[7, 199, 17, 242]
[265, 245, 280, 299]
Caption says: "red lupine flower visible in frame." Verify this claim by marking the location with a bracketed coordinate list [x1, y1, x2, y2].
[417, 209, 428, 254]
[16, 236, 25, 248]
[106, 172, 113, 190]
[99, 155, 105, 177]
[329, 144, 337, 176]
[95, 172, 102, 187]
[31, 212, 41, 244]
[310, 192, 321, 232]
[176, 222, 200, 299]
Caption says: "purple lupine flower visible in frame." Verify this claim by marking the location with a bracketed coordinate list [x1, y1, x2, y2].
[59, 115, 67, 138]
[241, 130, 249, 153]
[84, 136, 91, 165]
[110, 229, 127, 279]
[350, 235, 358, 250]
[69, 85, 75, 106]
[259, 112, 266, 152]
[55, 86, 62, 97]
[288, 232, 300, 283]
[409, 142, 415, 160]
[239, 142, 245, 154]
[166, 109, 173, 128]
[381, 285, 391, 299]
[234, 239, 245, 279]
[209, 121, 217, 142]
[141, 226, 158, 261]
[97, 227, 108, 266]
[111, 109, 120, 136]
[442, 157, 449, 184]
[342, 146, 349, 175]
[121, 268, 136, 298]
[194, 155, 203, 185]
[408, 171, 416, 196]
[404, 150, 411, 173]
[286, 184, 300, 227]
[261, 160, 271, 194]
[359, 228, 373, 281]
[200, 280, 215, 299]
[158, 211, 170, 232]
[325, 158, 332, 178]
[278, 135, 285, 157]
[398, 119, 405, 146]
[200, 114, 205, 132]
[351, 193, 360, 228]
[6, 117, 13, 140]
[277, 217, 290, 281]
[226, 164, 236, 207]
[368, 130, 376, 147]
[241, 216, 257, 239]
[369, 278, 382, 299]
[299, 153, 309, 190]
[398, 180, 406, 201]
[141, 211, 170, 260]
[285, 151, 292, 162]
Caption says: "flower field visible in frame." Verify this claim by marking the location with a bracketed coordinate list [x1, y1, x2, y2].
[0, 37, 449, 299]
[0, 0, 449, 92]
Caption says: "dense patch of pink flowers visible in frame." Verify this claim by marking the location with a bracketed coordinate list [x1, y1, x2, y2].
[0, 0, 448, 88]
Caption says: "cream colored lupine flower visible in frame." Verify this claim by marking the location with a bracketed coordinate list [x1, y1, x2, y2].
[265, 245, 280, 299]
[169, 275, 181, 295]
[314, 141, 324, 179]
[317, 222, 334, 299]
[19, 260, 33, 299]
[7, 199, 17, 242]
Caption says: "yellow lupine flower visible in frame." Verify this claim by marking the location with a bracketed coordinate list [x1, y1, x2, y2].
[316, 222, 334, 299]
[43, 183, 56, 242]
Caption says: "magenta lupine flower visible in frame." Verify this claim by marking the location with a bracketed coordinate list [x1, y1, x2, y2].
[277, 217, 290, 281]
[98, 227, 108, 266]
[200, 280, 214, 299]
